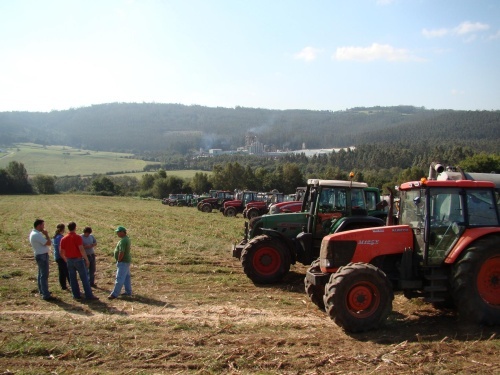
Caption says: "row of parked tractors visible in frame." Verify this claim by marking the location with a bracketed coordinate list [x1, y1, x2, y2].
[196, 189, 305, 219]
[162, 189, 303, 219]
[229, 163, 500, 332]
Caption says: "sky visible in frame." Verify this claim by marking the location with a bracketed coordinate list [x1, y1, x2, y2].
[0, 0, 499, 112]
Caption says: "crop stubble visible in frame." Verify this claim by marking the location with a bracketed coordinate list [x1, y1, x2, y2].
[0, 195, 498, 374]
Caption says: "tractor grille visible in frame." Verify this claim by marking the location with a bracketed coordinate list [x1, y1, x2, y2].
[330, 241, 357, 268]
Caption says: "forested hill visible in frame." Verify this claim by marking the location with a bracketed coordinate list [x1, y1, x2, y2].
[1, 103, 499, 154]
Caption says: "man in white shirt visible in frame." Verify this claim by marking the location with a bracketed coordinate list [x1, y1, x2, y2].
[29, 218, 54, 301]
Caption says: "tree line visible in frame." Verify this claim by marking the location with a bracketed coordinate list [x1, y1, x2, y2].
[1, 104, 499, 155]
[2, 150, 498, 198]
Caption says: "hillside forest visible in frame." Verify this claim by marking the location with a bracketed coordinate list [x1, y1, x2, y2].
[0, 104, 499, 197]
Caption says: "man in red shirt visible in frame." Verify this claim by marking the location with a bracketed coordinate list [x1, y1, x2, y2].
[60, 222, 98, 301]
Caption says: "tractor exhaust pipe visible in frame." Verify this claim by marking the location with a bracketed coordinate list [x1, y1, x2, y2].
[428, 162, 444, 180]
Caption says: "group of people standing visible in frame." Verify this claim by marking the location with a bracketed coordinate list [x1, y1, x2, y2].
[29, 219, 132, 302]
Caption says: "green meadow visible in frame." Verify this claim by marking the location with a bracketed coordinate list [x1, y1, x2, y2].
[0, 143, 208, 178]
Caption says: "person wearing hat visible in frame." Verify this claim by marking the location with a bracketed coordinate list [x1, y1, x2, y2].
[108, 226, 132, 299]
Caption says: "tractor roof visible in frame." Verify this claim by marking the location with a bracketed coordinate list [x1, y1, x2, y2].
[400, 179, 495, 190]
[307, 179, 368, 188]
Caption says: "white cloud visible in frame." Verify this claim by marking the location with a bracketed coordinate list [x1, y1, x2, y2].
[422, 21, 489, 38]
[333, 43, 423, 62]
[454, 21, 489, 35]
[376, 0, 396, 5]
[294, 46, 322, 62]
[422, 28, 449, 38]
[488, 30, 500, 40]
[451, 89, 465, 96]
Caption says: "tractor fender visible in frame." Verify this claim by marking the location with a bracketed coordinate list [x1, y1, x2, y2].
[260, 228, 298, 265]
[445, 228, 500, 264]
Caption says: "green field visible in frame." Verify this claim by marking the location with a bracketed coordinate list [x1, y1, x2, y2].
[0, 143, 209, 179]
[113, 169, 212, 179]
[0, 195, 498, 374]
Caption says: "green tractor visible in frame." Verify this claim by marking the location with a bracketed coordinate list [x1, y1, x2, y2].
[232, 179, 388, 284]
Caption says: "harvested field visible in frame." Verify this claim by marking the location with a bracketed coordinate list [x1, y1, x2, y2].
[1, 195, 499, 374]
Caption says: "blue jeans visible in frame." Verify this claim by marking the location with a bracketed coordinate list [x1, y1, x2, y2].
[111, 262, 132, 297]
[67, 258, 93, 299]
[35, 253, 50, 299]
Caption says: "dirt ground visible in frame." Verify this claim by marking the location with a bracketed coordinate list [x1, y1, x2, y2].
[1, 267, 499, 375]
[1, 195, 499, 374]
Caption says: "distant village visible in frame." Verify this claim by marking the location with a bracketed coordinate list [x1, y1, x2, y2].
[197, 133, 355, 158]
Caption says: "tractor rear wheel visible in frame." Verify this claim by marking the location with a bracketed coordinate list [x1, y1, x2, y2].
[452, 236, 500, 325]
[246, 208, 260, 220]
[241, 235, 290, 284]
[304, 259, 325, 310]
[324, 262, 393, 332]
[201, 203, 212, 213]
[224, 206, 237, 217]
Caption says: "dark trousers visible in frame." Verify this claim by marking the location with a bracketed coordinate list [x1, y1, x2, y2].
[87, 253, 96, 285]
[56, 258, 70, 289]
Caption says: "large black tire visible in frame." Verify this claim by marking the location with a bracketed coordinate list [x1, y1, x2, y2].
[304, 259, 325, 310]
[201, 203, 212, 213]
[324, 262, 393, 332]
[197, 202, 203, 211]
[241, 235, 290, 284]
[246, 208, 260, 220]
[452, 236, 500, 325]
[224, 206, 237, 217]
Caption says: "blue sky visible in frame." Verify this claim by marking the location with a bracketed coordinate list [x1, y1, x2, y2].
[1, 0, 499, 112]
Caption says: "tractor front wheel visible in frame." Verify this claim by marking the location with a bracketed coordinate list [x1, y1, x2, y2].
[246, 208, 260, 220]
[241, 235, 290, 284]
[304, 259, 325, 310]
[324, 262, 393, 332]
[224, 206, 237, 217]
[452, 236, 500, 325]
[201, 203, 212, 213]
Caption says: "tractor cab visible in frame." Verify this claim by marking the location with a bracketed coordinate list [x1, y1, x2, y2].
[399, 179, 499, 266]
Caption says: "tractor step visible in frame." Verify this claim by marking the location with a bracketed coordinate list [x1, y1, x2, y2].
[423, 297, 446, 303]
[424, 273, 448, 281]
[424, 285, 448, 292]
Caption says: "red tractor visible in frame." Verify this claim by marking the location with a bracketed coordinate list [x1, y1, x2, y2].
[199, 190, 234, 213]
[305, 163, 500, 332]
[223, 191, 263, 217]
[242, 191, 285, 219]
[267, 187, 306, 215]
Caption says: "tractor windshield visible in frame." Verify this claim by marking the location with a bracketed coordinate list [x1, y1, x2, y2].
[427, 187, 466, 264]
[242, 192, 255, 205]
[399, 188, 425, 229]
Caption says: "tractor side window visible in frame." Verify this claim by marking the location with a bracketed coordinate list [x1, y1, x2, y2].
[467, 189, 499, 226]
[365, 191, 377, 211]
[351, 189, 367, 209]
[318, 187, 347, 213]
